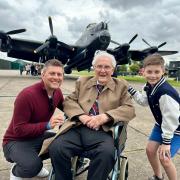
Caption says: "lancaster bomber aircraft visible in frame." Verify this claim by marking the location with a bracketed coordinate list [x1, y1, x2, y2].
[0, 17, 178, 74]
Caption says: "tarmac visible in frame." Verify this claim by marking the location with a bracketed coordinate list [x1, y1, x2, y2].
[0, 70, 179, 180]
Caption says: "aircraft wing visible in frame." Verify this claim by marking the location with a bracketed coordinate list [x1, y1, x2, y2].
[155, 50, 178, 56]
[129, 50, 146, 61]
[4, 38, 75, 63]
[6, 38, 42, 62]
[130, 50, 178, 61]
[107, 46, 131, 65]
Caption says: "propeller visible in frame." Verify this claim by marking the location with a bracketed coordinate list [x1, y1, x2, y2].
[34, 16, 56, 53]
[129, 34, 138, 44]
[0, 29, 26, 39]
[142, 38, 167, 48]
[48, 16, 53, 36]
[0, 29, 26, 52]
[110, 34, 138, 46]
[110, 40, 120, 46]
[6, 29, 26, 35]
[34, 16, 74, 54]
[158, 42, 167, 48]
[142, 38, 151, 47]
[34, 41, 50, 54]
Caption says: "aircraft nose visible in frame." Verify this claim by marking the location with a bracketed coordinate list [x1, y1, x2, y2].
[99, 30, 111, 44]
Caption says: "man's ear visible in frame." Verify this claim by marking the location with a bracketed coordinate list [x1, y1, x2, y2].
[163, 67, 166, 74]
[141, 68, 145, 73]
[41, 71, 44, 79]
[111, 68, 115, 75]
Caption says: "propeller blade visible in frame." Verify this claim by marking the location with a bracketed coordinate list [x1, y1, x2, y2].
[6, 29, 26, 35]
[142, 38, 151, 47]
[34, 41, 50, 53]
[48, 16, 53, 35]
[110, 40, 121, 46]
[129, 34, 138, 44]
[158, 42, 167, 48]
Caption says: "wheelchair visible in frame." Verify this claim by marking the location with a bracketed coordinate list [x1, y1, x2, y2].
[48, 122, 129, 180]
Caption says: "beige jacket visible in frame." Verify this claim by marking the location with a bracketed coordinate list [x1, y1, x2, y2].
[39, 76, 135, 155]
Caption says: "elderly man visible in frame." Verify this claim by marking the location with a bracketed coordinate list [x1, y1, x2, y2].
[49, 51, 135, 180]
[3, 59, 64, 180]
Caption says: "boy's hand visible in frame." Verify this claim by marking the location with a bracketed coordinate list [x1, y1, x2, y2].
[159, 144, 171, 160]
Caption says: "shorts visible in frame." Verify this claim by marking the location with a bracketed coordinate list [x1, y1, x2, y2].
[149, 124, 180, 157]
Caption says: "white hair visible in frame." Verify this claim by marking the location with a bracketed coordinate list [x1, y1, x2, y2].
[92, 50, 116, 68]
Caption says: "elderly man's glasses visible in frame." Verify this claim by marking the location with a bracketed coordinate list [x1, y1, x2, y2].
[95, 65, 113, 71]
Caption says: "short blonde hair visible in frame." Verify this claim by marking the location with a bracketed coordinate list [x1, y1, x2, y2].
[143, 54, 165, 68]
[92, 50, 116, 68]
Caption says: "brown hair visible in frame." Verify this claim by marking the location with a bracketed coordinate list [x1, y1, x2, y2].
[42, 59, 64, 73]
[44, 59, 63, 68]
[143, 54, 165, 68]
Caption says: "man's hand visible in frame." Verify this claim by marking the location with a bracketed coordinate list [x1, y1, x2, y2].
[78, 114, 92, 125]
[159, 144, 171, 160]
[49, 114, 64, 129]
[86, 114, 109, 130]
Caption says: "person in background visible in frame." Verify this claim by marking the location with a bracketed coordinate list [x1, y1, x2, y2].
[2, 59, 65, 180]
[19, 64, 24, 75]
[128, 54, 180, 180]
[48, 51, 135, 180]
[30, 63, 35, 76]
[25, 64, 31, 75]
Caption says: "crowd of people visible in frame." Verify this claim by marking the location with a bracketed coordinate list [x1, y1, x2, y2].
[19, 63, 42, 76]
[3, 52, 180, 180]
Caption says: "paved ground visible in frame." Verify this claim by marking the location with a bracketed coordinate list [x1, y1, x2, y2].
[0, 70, 179, 180]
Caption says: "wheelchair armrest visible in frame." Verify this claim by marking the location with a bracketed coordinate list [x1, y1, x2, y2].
[113, 121, 126, 148]
[44, 130, 56, 139]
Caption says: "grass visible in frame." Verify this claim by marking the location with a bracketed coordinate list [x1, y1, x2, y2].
[71, 70, 94, 76]
[71, 70, 180, 87]
[120, 76, 180, 87]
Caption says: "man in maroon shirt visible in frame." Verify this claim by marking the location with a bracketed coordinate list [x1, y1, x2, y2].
[2, 59, 64, 180]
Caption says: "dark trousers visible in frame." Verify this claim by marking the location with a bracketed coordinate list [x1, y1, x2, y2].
[49, 125, 115, 180]
[3, 131, 55, 178]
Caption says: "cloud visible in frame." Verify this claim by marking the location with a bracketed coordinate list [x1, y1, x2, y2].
[98, 0, 162, 10]
[0, 0, 179, 62]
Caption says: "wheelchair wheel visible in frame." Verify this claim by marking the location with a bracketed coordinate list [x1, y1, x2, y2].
[50, 174, 55, 180]
[119, 158, 128, 180]
[72, 156, 89, 177]
[48, 167, 55, 180]
[71, 156, 78, 179]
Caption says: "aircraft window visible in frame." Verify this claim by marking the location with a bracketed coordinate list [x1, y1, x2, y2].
[86, 23, 97, 29]
[95, 22, 107, 31]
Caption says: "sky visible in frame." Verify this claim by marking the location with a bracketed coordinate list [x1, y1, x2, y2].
[0, 0, 180, 64]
